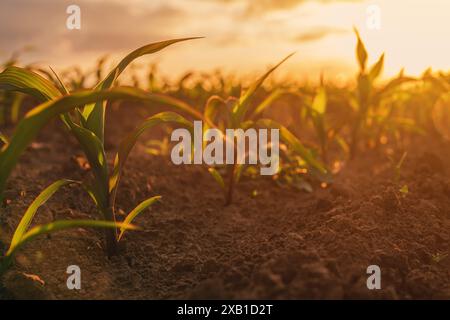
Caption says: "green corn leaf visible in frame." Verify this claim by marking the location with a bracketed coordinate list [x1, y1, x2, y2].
[399, 184, 409, 195]
[232, 53, 294, 125]
[32, 67, 59, 87]
[311, 88, 327, 115]
[369, 53, 385, 82]
[390, 117, 425, 135]
[66, 122, 109, 207]
[118, 196, 161, 241]
[83, 37, 202, 141]
[143, 93, 206, 124]
[82, 183, 100, 209]
[0, 104, 4, 126]
[354, 28, 368, 72]
[203, 95, 230, 131]
[257, 118, 327, 174]
[251, 89, 287, 119]
[10, 92, 25, 123]
[49, 66, 90, 132]
[335, 135, 350, 156]
[376, 75, 416, 100]
[309, 88, 327, 148]
[109, 112, 193, 208]
[0, 66, 61, 101]
[9, 179, 77, 252]
[357, 74, 371, 109]
[7, 220, 136, 257]
[0, 132, 8, 146]
[49, 66, 70, 94]
[234, 164, 245, 184]
[208, 167, 225, 190]
[0, 86, 150, 202]
[240, 119, 255, 130]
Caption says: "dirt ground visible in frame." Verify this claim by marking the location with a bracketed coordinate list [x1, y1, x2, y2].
[0, 102, 449, 300]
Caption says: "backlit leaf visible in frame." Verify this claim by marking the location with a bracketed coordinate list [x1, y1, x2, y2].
[118, 196, 161, 241]
[83, 37, 202, 141]
[354, 28, 368, 72]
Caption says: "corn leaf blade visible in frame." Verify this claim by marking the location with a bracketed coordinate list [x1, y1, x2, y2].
[7, 220, 136, 257]
[0, 66, 62, 101]
[109, 112, 193, 207]
[203, 95, 230, 131]
[257, 118, 327, 174]
[232, 53, 294, 125]
[118, 196, 161, 241]
[143, 93, 205, 123]
[311, 88, 327, 115]
[208, 167, 225, 190]
[354, 28, 368, 72]
[66, 122, 109, 206]
[0, 132, 8, 146]
[0, 87, 150, 201]
[9, 179, 76, 251]
[83, 37, 202, 141]
[369, 53, 385, 82]
[251, 89, 286, 119]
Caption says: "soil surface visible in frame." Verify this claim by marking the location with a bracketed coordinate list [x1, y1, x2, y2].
[1, 102, 449, 300]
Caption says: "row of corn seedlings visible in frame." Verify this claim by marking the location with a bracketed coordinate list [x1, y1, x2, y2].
[0, 38, 204, 274]
[0, 31, 448, 276]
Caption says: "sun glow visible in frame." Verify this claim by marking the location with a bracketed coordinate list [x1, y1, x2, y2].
[0, 0, 448, 80]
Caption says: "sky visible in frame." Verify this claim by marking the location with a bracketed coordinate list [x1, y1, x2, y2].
[0, 0, 449, 82]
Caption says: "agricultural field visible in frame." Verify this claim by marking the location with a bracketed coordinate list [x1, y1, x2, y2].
[0, 0, 449, 301]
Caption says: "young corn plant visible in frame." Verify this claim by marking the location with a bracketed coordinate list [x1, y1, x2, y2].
[0, 87, 164, 260]
[349, 28, 385, 158]
[244, 82, 330, 192]
[202, 54, 298, 205]
[349, 29, 416, 158]
[0, 38, 200, 255]
[0, 179, 136, 276]
[197, 54, 329, 203]
[256, 118, 329, 186]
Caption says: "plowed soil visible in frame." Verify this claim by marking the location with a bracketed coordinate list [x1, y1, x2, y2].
[1, 102, 449, 299]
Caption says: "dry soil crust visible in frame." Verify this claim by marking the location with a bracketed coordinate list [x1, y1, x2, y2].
[0, 105, 449, 299]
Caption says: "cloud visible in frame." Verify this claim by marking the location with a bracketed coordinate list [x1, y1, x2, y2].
[208, 0, 364, 16]
[0, 0, 186, 54]
[294, 27, 348, 43]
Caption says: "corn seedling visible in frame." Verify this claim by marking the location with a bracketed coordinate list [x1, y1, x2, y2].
[349, 28, 385, 158]
[0, 38, 202, 255]
[270, 144, 315, 193]
[192, 54, 331, 203]
[0, 86, 196, 255]
[256, 118, 329, 182]
[0, 87, 164, 259]
[202, 54, 297, 205]
[349, 29, 418, 158]
[0, 179, 136, 276]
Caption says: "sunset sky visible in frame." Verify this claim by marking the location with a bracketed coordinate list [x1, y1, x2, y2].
[1, 0, 449, 82]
